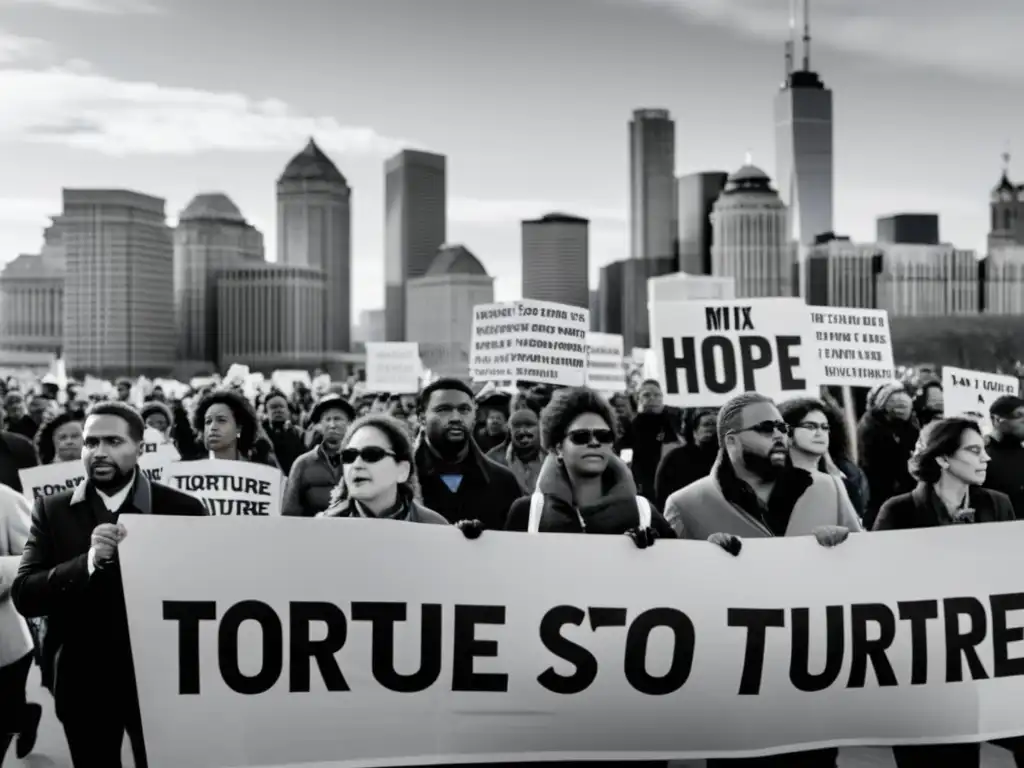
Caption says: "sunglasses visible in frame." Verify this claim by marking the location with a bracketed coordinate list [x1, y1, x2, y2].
[340, 446, 396, 465]
[735, 420, 790, 437]
[566, 428, 615, 446]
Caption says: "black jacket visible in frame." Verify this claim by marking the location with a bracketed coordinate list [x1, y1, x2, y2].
[653, 442, 717, 512]
[263, 420, 307, 476]
[873, 482, 1015, 531]
[414, 436, 522, 530]
[12, 472, 207, 721]
[0, 430, 38, 493]
[983, 433, 1024, 520]
[856, 411, 918, 528]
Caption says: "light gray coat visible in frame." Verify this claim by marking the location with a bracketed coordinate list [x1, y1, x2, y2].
[0, 483, 34, 667]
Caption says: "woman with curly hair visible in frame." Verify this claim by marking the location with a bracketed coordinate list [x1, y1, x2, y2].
[34, 411, 84, 465]
[320, 414, 481, 539]
[192, 389, 279, 468]
[504, 387, 674, 544]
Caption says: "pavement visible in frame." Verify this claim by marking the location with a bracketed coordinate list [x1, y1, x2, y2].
[3, 668, 1016, 768]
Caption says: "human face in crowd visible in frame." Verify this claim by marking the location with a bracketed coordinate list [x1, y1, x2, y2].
[145, 411, 170, 435]
[485, 409, 507, 436]
[511, 419, 539, 453]
[610, 395, 633, 424]
[886, 391, 913, 421]
[559, 412, 615, 478]
[791, 409, 830, 458]
[319, 406, 350, 450]
[203, 403, 240, 455]
[83, 414, 141, 491]
[54, 419, 84, 463]
[117, 382, 131, 401]
[265, 395, 290, 426]
[424, 388, 475, 452]
[940, 427, 989, 486]
[726, 402, 789, 481]
[29, 395, 49, 424]
[342, 426, 409, 507]
[4, 394, 24, 422]
[923, 386, 944, 413]
[637, 383, 663, 413]
[995, 405, 1024, 441]
[694, 411, 718, 447]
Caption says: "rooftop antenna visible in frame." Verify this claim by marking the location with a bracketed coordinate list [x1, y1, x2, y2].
[1003, 140, 1012, 174]
[784, 0, 796, 77]
[802, 0, 811, 71]
[744, 149, 753, 166]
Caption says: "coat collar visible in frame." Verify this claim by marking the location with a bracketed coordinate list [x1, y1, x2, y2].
[415, 433, 491, 483]
[70, 468, 151, 514]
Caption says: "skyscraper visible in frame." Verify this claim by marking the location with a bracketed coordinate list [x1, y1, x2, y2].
[277, 138, 352, 353]
[710, 164, 794, 298]
[521, 213, 589, 308]
[877, 213, 940, 245]
[0, 216, 66, 355]
[62, 189, 176, 377]
[629, 109, 677, 262]
[676, 171, 728, 274]
[774, 0, 833, 246]
[384, 149, 447, 342]
[989, 152, 1024, 251]
[174, 193, 264, 373]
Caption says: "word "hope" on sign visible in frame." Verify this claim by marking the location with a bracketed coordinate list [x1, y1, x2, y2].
[661, 335, 805, 395]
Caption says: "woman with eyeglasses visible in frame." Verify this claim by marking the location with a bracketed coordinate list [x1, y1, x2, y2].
[872, 416, 1020, 767]
[320, 414, 482, 535]
[504, 387, 674, 543]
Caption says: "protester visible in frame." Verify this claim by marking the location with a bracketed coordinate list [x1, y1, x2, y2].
[283, 394, 355, 517]
[192, 389, 279, 467]
[0, 481, 41, 763]
[654, 406, 718, 511]
[857, 381, 918, 528]
[0, 413, 38, 495]
[414, 378, 522, 529]
[140, 400, 173, 436]
[475, 391, 510, 454]
[505, 387, 674, 542]
[629, 380, 683, 502]
[983, 394, 1024, 519]
[261, 389, 308, 474]
[115, 377, 133, 402]
[12, 401, 207, 768]
[4, 392, 38, 441]
[607, 391, 635, 455]
[32, 410, 84, 466]
[486, 407, 545, 493]
[912, 376, 944, 427]
[819, 393, 870, 520]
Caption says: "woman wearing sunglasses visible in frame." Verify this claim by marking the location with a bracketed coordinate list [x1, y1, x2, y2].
[319, 414, 481, 535]
[504, 387, 674, 544]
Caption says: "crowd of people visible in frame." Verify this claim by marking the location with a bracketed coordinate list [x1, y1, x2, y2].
[1, 368, 1023, 767]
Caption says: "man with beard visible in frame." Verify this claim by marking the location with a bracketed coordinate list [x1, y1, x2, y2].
[415, 379, 523, 529]
[663, 392, 859, 768]
[283, 394, 355, 517]
[12, 401, 206, 768]
[486, 407, 545, 493]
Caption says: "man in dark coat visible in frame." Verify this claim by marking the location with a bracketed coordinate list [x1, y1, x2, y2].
[414, 379, 523, 530]
[12, 401, 207, 768]
[0, 413, 38, 494]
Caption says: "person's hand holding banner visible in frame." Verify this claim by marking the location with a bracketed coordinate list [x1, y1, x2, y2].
[812, 525, 850, 548]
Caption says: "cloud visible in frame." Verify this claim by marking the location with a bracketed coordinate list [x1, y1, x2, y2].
[0, 197, 56, 224]
[0, 30, 50, 62]
[0, 64, 417, 157]
[3, 0, 160, 13]
[635, 0, 1024, 80]
[449, 197, 626, 225]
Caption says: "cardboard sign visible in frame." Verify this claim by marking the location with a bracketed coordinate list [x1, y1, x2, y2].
[809, 308, 895, 387]
[365, 342, 421, 394]
[163, 459, 283, 516]
[942, 366, 1019, 433]
[650, 298, 819, 407]
[586, 332, 626, 395]
[470, 300, 589, 387]
[19, 461, 86, 501]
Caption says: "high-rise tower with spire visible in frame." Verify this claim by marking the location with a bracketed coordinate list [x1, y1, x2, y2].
[989, 150, 1024, 251]
[774, 0, 833, 252]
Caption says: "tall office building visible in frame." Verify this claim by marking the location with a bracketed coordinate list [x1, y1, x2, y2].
[677, 171, 728, 274]
[384, 149, 447, 341]
[0, 252, 64, 355]
[596, 257, 674, 350]
[521, 213, 589, 308]
[985, 246, 1024, 314]
[407, 244, 494, 379]
[629, 109, 677, 261]
[710, 164, 794, 298]
[989, 152, 1024, 251]
[62, 189, 176, 377]
[174, 193, 264, 373]
[774, 0, 833, 245]
[277, 138, 351, 353]
[876, 213, 940, 245]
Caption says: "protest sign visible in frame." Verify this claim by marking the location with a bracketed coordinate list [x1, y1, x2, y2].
[163, 459, 283, 516]
[19, 460, 86, 501]
[943, 365, 1019, 433]
[650, 298, 819, 407]
[121, 518, 1024, 767]
[585, 332, 626, 394]
[471, 299, 589, 387]
[365, 342, 421, 394]
[809, 308, 895, 387]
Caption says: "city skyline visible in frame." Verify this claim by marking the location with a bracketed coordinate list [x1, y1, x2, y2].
[1, 0, 1021, 316]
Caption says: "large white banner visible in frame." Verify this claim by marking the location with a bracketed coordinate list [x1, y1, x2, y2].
[121, 517, 1024, 768]
[943, 365, 1019, 433]
[649, 298, 820, 407]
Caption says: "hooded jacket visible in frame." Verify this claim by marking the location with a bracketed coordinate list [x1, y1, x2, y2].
[319, 489, 448, 524]
[505, 453, 675, 537]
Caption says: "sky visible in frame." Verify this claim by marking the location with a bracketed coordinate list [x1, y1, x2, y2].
[0, 0, 1022, 318]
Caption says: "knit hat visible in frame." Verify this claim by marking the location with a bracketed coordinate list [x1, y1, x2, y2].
[871, 382, 907, 412]
[509, 409, 539, 428]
